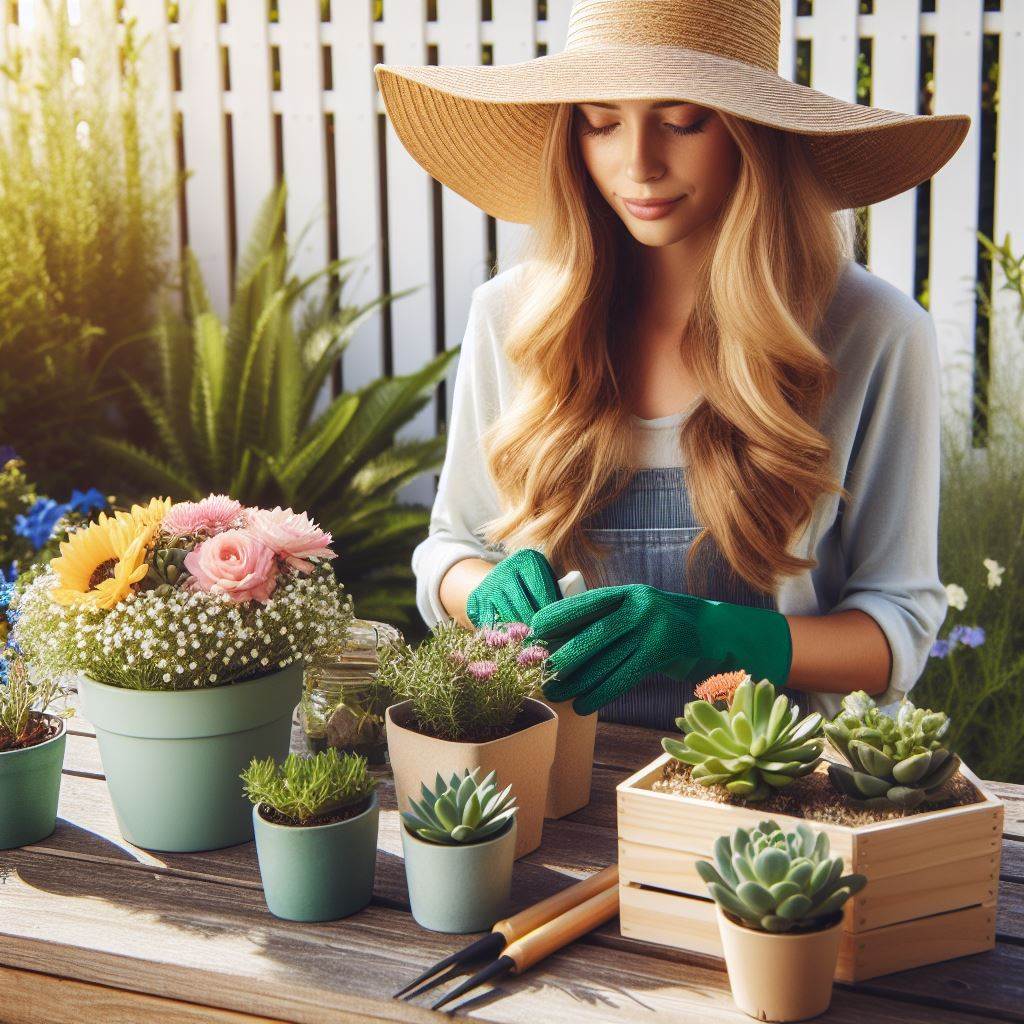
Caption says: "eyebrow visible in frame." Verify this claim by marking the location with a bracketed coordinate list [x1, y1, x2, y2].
[578, 100, 695, 110]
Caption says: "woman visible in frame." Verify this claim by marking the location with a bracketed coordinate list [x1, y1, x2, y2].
[375, 0, 969, 727]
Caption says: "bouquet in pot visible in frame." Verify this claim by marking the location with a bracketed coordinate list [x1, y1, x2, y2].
[11, 493, 354, 689]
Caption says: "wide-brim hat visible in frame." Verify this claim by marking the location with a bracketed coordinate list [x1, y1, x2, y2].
[374, 0, 970, 224]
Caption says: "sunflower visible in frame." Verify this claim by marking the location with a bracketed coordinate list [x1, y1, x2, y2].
[116, 496, 173, 533]
[49, 511, 157, 610]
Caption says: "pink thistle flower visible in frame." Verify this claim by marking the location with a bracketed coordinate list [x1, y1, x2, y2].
[164, 494, 243, 537]
[482, 627, 511, 648]
[504, 622, 531, 642]
[516, 645, 548, 666]
[244, 506, 335, 573]
[183, 529, 278, 603]
[465, 660, 498, 681]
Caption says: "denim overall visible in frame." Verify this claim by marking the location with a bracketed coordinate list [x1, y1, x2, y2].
[580, 466, 808, 730]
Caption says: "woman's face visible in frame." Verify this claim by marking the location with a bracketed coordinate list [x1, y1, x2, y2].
[573, 99, 742, 247]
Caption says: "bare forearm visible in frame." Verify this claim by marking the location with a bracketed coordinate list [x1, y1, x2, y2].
[785, 610, 891, 696]
[438, 557, 496, 629]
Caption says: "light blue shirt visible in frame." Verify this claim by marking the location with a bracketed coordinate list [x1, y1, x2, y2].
[411, 257, 947, 717]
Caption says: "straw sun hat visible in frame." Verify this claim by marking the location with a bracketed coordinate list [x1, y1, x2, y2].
[374, 0, 970, 224]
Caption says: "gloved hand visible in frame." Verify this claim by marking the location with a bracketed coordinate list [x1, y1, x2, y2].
[527, 584, 792, 714]
[466, 548, 562, 629]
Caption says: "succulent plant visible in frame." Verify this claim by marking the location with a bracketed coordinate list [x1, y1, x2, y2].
[144, 545, 189, 595]
[401, 767, 517, 845]
[696, 819, 867, 932]
[662, 676, 825, 801]
[824, 690, 960, 809]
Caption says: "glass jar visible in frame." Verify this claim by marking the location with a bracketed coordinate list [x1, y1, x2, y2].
[299, 618, 403, 765]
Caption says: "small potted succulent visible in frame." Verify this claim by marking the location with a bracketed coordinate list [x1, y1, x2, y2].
[377, 619, 557, 858]
[0, 655, 75, 849]
[241, 748, 379, 922]
[824, 690, 961, 808]
[400, 767, 517, 933]
[11, 494, 354, 852]
[697, 820, 867, 1022]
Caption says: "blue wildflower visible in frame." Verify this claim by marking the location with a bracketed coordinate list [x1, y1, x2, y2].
[949, 624, 985, 649]
[0, 444, 17, 463]
[68, 487, 108, 516]
[929, 638, 952, 659]
[0, 562, 16, 584]
[14, 497, 70, 550]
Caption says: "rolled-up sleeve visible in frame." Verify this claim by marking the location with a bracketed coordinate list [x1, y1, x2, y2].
[828, 309, 948, 706]
[411, 286, 506, 628]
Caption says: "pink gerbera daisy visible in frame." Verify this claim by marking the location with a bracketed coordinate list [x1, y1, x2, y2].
[163, 494, 243, 537]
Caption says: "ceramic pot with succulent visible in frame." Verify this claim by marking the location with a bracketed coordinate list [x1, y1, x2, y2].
[241, 748, 379, 922]
[0, 655, 75, 849]
[401, 766, 517, 933]
[11, 494, 354, 852]
[378, 620, 557, 859]
[698, 820, 867, 1022]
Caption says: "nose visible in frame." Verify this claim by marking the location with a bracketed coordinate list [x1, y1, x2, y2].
[624, 120, 665, 184]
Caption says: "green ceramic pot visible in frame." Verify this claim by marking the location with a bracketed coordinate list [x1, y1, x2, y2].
[79, 662, 302, 852]
[253, 790, 380, 922]
[401, 817, 516, 933]
[0, 715, 67, 850]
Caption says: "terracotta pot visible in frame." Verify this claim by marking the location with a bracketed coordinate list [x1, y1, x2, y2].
[539, 696, 597, 819]
[385, 697, 557, 859]
[715, 905, 843, 1022]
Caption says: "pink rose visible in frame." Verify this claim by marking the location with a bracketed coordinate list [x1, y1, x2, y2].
[183, 529, 278, 603]
[244, 506, 335, 573]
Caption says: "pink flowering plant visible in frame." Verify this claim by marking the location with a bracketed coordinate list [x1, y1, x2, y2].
[11, 494, 354, 691]
[372, 619, 555, 742]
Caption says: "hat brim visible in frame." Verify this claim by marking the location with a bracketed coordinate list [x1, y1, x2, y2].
[374, 44, 969, 222]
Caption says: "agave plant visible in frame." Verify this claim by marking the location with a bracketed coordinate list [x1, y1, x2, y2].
[662, 676, 825, 801]
[824, 690, 961, 809]
[96, 183, 457, 630]
[696, 819, 867, 932]
[401, 768, 517, 845]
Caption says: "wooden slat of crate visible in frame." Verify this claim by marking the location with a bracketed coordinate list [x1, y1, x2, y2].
[619, 883, 997, 984]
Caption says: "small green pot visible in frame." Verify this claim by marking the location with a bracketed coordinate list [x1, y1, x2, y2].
[401, 817, 516, 933]
[79, 663, 302, 852]
[253, 790, 380, 921]
[0, 716, 67, 850]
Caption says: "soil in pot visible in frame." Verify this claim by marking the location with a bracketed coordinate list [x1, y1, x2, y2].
[0, 711, 63, 752]
[653, 758, 981, 826]
[257, 795, 373, 828]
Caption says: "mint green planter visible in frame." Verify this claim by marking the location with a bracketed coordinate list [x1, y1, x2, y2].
[79, 663, 302, 852]
[253, 791, 380, 922]
[402, 818, 516, 933]
[0, 716, 66, 850]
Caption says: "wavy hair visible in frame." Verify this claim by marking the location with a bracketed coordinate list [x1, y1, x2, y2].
[477, 103, 856, 596]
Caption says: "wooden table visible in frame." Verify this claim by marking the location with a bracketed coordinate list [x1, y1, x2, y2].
[2, 699, 1023, 1024]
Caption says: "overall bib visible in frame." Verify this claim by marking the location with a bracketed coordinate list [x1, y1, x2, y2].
[580, 466, 809, 730]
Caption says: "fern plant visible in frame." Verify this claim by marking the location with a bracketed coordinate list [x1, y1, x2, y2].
[97, 184, 458, 630]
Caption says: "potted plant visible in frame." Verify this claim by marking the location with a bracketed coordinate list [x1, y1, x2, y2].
[616, 673, 1003, 982]
[241, 748, 379, 922]
[377, 619, 557, 858]
[697, 819, 867, 1022]
[11, 494, 354, 852]
[400, 767, 517, 932]
[0, 654, 74, 849]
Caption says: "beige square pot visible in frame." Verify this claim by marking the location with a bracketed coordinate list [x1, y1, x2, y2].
[385, 697, 557, 859]
[539, 697, 597, 819]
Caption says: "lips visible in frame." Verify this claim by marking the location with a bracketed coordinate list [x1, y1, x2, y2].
[621, 196, 684, 220]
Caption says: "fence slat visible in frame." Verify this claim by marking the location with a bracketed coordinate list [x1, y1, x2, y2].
[930, 0, 984, 441]
[382, 0, 436, 509]
[330, 0, 384, 395]
[491, 2, 535, 274]
[807, 0, 859, 103]
[867, 0, 920, 296]
[778, 0, 796, 81]
[226, 0, 274, 264]
[545, 0, 573, 53]
[179, 0, 232, 314]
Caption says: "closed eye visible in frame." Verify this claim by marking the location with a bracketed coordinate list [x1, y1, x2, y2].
[579, 116, 709, 138]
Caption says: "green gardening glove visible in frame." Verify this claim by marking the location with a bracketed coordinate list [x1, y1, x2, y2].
[527, 583, 792, 715]
[466, 548, 562, 629]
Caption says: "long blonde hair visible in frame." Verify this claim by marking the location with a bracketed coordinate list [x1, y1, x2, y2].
[478, 103, 855, 596]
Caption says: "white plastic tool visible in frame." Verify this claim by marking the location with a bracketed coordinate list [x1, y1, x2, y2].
[557, 570, 588, 598]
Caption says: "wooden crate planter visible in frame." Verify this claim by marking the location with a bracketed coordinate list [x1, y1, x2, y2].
[617, 753, 1003, 983]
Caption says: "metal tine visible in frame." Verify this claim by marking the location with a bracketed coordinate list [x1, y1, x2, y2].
[392, 931, 505, 999]
[430, 955, 514, 1013]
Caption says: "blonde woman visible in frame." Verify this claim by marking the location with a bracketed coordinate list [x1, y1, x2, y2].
[375, 0, 969, 727]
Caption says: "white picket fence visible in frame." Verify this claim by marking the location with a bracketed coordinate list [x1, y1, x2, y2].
[3, 1, 1023, 508]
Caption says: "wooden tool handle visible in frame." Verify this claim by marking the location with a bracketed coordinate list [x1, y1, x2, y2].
[505, 884, 620, 974]
[492, 864, 617, 944]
